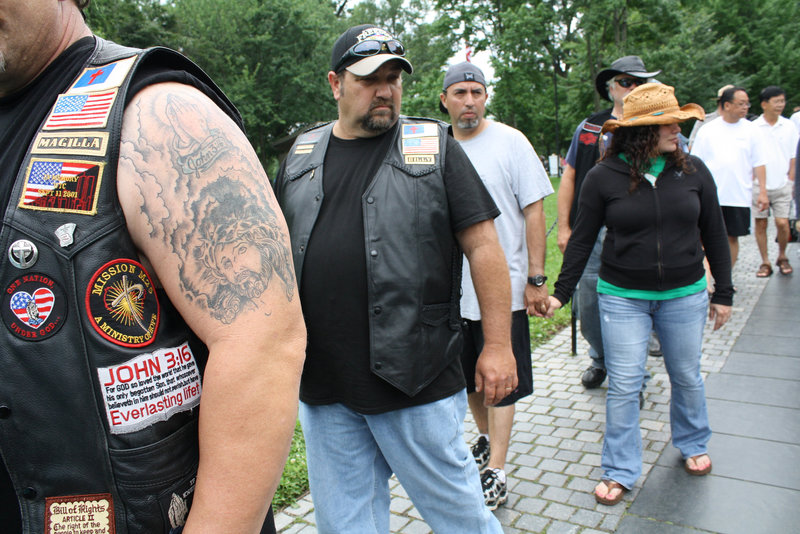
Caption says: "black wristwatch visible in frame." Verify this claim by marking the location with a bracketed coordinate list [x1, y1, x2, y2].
[527, 275, 548, 287]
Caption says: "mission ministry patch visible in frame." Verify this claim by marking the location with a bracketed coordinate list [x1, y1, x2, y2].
[19, 158, 103, 215]
[31, 132, 109, 157]
[86, 259, 160, 348]
[2, 273, 67, 341]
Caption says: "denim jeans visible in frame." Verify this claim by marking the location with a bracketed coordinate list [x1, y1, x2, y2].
[575, 228, 606, 368]
[298, 390, 502, 534]
[597, 290, 712, 488]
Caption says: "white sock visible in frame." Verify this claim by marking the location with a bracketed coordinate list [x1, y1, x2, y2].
[491, 468, 506, 484]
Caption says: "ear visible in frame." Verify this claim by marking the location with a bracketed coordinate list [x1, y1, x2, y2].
[328, 71, 342, 101]
[439, 91, 448, 109]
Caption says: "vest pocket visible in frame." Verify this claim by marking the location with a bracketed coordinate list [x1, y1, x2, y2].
[108, 419, 198, 532]
[420, 303, 450, 326]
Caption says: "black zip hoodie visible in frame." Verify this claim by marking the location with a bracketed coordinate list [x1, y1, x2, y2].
[554, 154, 733, 306]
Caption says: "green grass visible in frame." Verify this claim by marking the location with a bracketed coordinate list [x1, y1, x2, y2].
[273, 420, 309, 510]
[274, 176, 571, 511]
[529, 176, 572, 345]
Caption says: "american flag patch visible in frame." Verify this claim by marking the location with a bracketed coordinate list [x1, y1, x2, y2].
[20, 159, 103, 215]
[10, 288, 55, 328]
[43, 90, 117, 130]
[402, 136, 439, 155]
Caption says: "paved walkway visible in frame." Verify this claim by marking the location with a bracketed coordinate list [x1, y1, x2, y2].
[276, 229, 799, 533]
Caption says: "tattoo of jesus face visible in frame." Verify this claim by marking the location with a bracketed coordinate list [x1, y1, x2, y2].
[121, 90, 295, 324]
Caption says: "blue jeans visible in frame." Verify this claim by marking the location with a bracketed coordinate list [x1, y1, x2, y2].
[299, 390, 502, 534]
[598, 290, 712, 488]
[575, 228, 606, 368]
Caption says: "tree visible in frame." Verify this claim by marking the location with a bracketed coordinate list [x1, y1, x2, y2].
[171, 0, 341, 171]
[84, 0, 177, 49]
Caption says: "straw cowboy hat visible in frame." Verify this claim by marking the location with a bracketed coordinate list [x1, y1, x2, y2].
[601, 83, 705, 134]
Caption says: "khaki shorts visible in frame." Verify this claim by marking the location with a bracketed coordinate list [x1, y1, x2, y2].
[753, 180, 793, 219]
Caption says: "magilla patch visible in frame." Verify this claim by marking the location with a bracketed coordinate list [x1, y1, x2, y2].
[19, 158, 103, 215]
[86, 259, 160, 348]
[2, 273, 67, 341]
[32, 131, 109, 157]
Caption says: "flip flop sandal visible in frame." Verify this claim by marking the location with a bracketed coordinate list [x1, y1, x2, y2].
[685, 454, 713, 476]
[756, 263, 773, 277]
[594, 479, 627, 505]
[777, 259, 793, 275]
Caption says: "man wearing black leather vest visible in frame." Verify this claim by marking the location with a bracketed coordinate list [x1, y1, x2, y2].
[274, 24, 515, 533]
[0, 1, 305, 533]
[555, 56, 661, 393]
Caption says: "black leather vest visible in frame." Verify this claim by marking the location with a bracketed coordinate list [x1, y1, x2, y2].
[0, 38, 240, 533]
[570, 108, 614, 226]
[277, 118, 463, 396]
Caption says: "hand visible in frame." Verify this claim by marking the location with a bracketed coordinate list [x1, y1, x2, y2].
[757, 191, 769, 212]
[708, 303, 732, 330]
[544, 296, 564, 319]
[474, 343, 518, 406]
[557, 226, 571, 254]
[524, 283, 550, 317]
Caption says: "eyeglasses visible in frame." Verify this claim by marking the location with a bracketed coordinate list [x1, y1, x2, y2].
[614, 77, 645, 89]
[334, 39, 405, 72]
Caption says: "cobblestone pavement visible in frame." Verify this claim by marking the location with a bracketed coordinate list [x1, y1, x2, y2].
[276, 230, 786, 533]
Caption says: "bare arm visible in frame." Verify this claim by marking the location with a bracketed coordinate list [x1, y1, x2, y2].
[754, 165, 768, 211]
[118, 83, 305, 533]
[556, 163, 576, 253]
[522, 200, 549, 316]
[456, 219, 516, 406]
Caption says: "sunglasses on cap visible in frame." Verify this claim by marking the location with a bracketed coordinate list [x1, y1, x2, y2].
[613, 77, 645, 88]
[334, 39, 406, 72]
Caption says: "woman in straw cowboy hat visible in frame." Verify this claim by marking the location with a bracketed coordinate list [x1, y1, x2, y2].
[543, 83, 734, 505]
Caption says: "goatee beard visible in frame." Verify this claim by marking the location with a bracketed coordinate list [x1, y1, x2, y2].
[361, 100, 397, 133]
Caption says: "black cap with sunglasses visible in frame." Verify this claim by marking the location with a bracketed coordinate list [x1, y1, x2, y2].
[331, 24, 413, 76]
[594, 55, 661, 102]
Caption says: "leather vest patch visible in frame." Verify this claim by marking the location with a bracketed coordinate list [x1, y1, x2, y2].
[19, 158, 104, 215]
[44, 493, 115, 534]
[85, 259, 160, 348]
[2, 272, 67, 341]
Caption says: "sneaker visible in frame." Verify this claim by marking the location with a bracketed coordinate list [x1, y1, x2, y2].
[481, 468, 508, 510]
[471, 436, 490, 471]
[581, 366, 607, 389]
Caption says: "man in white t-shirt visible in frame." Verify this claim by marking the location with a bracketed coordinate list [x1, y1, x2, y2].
[691, 86, 769, 270]
[752, 86, 798, 276]
[440, 62, 554, 510]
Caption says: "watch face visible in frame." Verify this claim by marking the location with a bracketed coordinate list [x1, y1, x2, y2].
[529, 275, 547, 286]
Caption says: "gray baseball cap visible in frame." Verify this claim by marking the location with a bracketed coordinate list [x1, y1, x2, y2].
[439, 62, 487, 113]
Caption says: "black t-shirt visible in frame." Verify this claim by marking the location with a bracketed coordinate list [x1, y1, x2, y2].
[281, 122, 499, 414]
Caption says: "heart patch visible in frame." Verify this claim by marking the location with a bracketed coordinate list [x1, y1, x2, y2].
[11, 288, 55, 328]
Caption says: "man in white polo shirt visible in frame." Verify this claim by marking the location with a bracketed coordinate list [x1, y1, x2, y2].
[752, 86, 798, 276]
[691, 86, 769, 271]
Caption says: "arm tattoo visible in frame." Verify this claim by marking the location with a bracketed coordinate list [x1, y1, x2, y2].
[121, 90, 295, 324]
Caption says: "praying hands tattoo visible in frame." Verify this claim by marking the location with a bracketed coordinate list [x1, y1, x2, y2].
[120, 88, 294, 324]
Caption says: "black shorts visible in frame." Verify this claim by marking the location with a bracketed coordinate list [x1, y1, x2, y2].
[460, 310, 533, 406]
[721, 206, 751, 237]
